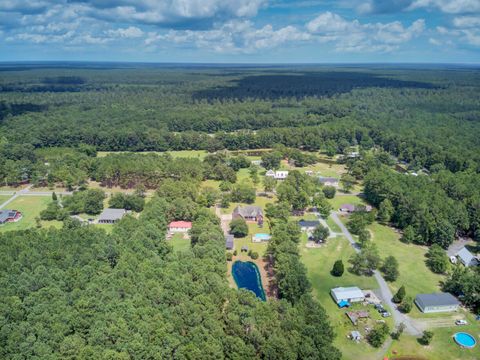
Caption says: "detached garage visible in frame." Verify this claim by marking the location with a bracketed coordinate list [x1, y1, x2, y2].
[415, 293, 460, 313]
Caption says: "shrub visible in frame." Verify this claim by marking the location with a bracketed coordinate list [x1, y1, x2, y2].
[226, 252, 233, 261]
[398, 296, 413, 313]
[367, 323, 389, 347]
[250, 252, 259, 260]
[331, 260, 344, 277]
[419, 331, 433, 345]
[392, 285, 406, 303]
[322, 186, 336, 199]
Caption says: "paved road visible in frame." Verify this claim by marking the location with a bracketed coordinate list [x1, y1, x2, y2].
[330, 211, 422, 336]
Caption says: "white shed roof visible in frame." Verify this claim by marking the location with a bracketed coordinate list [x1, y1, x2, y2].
[331, 286, 364, 300]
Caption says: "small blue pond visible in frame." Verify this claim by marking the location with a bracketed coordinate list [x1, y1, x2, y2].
[232, 261, 266, 301]
[453, 332, 476, 348]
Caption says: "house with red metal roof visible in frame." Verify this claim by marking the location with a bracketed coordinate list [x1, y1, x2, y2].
[168, 221, 192, 233]
[0, 210, 22, 225]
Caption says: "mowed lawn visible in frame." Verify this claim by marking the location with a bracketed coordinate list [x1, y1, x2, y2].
[300, 234, 391, 360]
[328, 194, 366, 211]
[368, 223, 444, 297]
[0, 195, 12, 204]
[0, 196, 53, 232]
[231, 221, 270, 256]
[169, 233, 191, 252]
[387, 321, 480, 360]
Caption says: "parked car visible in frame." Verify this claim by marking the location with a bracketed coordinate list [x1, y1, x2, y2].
[455, 319, 468, 326]
[381, 312, 391, 318]
[374, 304, 383, 310]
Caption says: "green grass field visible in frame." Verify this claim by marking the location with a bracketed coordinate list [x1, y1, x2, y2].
[387, 318, 480, 360]
[169, 233, 192, 252]
[368, 222, 444, 297]
[97, 149, 208, 159]
[300, 234, 392, 360]
[231, 221, 270, 256]
[0, 196, 52, 232]
[0, 195, 12, 204]
[328, 194, 366, 210]
[326, 215, 342, 233]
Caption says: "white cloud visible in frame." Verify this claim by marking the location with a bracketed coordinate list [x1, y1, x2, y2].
[82, 0, 266, 26]
[146, 20, 310, 53]
[453, 15, 480, 27]
[106, 26, 143, 38]
[306, 12, 425, 52]
[433, 21, 480, 47]
[409, 0, 480, 14]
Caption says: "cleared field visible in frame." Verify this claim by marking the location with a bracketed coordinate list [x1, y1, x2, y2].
[300, 234, 390, 360]
[328, 194, 366, 210]
[368, 222, 444, 297]
[169, 233, 191, 252]
[0, 196, 52, 232]
[97, 150, 208, 159]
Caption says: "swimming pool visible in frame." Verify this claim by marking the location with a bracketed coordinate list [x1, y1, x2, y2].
[453, 332, 476, 348]
[232, 261, 266, 301]
[253, 233, 271, 242]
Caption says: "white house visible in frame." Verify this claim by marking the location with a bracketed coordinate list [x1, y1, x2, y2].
[265, 170, 275, 177]
[331, 287, 365, 304]
[266, 170, 289, 180]
[168, 221, 192, 233]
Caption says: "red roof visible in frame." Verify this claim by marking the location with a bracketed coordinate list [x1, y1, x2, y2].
[169, 221, 192, 229]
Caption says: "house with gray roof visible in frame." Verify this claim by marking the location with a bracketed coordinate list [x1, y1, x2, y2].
[456, 247, 479, 267]
[98, 208, 127, 224]
[318, 176, 339, 187]
[415, 293, 460, 313]
[232, 205, 263, 223]
[298, 219, 320, 232]
[0, 210, 22, 225]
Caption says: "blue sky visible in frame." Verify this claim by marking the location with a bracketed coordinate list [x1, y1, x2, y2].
[0, 0, 479, 63]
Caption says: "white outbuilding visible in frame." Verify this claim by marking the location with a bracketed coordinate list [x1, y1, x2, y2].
[331, 286, 365, 304]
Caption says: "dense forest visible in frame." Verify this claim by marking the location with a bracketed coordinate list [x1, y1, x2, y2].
[1, 64, 480, 355]
[1, 64, 479, 174]
[0, 179, 339, 359]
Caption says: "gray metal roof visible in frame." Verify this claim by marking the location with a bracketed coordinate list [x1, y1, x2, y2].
[415, 293, 460, 308]
[298, 220, 320, 227]
[98, 208, 127, 221]
[456, 247, 479, 266]
[225, 234, 234, 250]
[0, 210, 17, 223]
